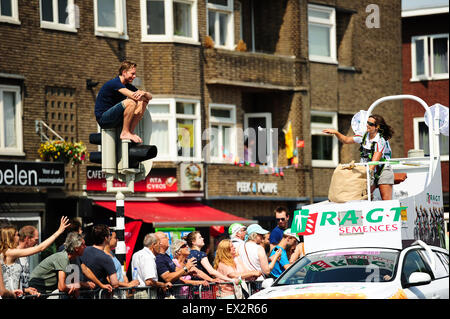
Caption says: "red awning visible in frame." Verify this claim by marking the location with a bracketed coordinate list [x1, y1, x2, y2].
[94, 201, 256, 227]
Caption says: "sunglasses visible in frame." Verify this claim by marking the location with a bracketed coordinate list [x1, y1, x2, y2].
[276, 218, 286, 221]
[367, 121, 376, 127]
[179, 244, 188, 249]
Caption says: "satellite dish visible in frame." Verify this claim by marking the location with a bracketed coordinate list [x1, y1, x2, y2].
[424, 103, 449, 136]
[351, 110, 368, 135]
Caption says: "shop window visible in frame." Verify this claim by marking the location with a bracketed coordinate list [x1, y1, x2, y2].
[413, 117, 449, 161]
[94, 0, 128, 39]
[308, 4, 337, 64]
[208, 104, 236, 163]
[311, 111, 338, 167]
[144, 98, 201, 161]
[140, 0, 198, 44]
[207, 0, 234, 49]
[40, 0, 77, 32]
[0, 85, 23, 156]
[411, 34, 449, 81]
[0, 0, 20, 24]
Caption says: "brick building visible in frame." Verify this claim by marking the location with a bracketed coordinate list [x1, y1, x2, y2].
[401, 3, 449, 214]
[1, 1, 403, 250]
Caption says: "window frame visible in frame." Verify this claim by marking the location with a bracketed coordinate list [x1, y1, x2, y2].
[39, 0, 77, 33]
[307, 4, 337, 64]
[310, 110, 338, 168]
[145, 98, 201, 162]
[140, 0, 199, 45]
[208, 103, 236, 164]
[0, 85, 24, 156]
[207, 0, 234, 50]
[411, 34, 449, 81]
[0, 0, 20, 24]
[244, 112, 274, 166]
[94, 0, 128, 40]
[413, 117, 449, 162]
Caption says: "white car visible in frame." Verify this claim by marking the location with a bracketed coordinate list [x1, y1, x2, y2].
[250, 241, 449, 299]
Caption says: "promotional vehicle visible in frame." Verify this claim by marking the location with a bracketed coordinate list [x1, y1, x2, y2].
[250, 95, 449, 299]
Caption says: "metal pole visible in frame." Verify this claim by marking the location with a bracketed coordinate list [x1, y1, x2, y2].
[115, 191, 126, 270]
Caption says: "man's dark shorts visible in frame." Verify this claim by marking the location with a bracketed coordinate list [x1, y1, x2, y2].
[97, 101, 125, 128]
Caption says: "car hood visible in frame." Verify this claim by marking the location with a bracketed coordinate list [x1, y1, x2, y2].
[249, 282, 407, 299]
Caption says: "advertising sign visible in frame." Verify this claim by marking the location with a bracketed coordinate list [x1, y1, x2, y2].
[86, 166, 177, 192]
[0, 160, 65, 187]
[292, 200, 404, 253]
[180, 163, 203, 191]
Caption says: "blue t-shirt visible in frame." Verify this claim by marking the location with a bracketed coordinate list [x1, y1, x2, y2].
[80, 246, 116, 284]
[94, 76, 138, 120]
[187, 249, 208, 279]
[269, 246, 289, 278]
[269, 226, 285, 245]
[155, 253, 182, 284]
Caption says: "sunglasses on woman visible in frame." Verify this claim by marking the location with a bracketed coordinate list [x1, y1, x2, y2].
[367, 121, 376, 127]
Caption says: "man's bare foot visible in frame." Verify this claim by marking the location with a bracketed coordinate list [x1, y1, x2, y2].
[120, 132, 142, 143]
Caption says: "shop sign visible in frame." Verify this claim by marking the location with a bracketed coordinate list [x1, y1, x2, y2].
[0, 160, 65, 187]
[236, 181, 278, 194]
[86, 166, 177, 192]
[180, 163, 203, 191]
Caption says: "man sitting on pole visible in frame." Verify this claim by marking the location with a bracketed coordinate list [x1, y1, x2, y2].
[94, 60, 152, 144]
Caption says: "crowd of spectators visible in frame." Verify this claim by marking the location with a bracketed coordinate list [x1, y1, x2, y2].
[0, 206, 304, 299]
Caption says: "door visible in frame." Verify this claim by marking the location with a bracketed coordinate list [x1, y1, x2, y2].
[244, 113, 274, 165]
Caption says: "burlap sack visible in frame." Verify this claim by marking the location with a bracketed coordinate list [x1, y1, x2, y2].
[328, 162, 368, 203]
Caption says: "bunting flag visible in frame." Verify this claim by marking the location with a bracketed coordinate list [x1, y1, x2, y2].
[124, 221, 142, 271]
[283, 121, 294, 159]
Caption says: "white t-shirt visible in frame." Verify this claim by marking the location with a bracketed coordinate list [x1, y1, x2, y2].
[353, 132, 391, 162]
[238, 241, 265, 281]
[131, 247, 157, 287]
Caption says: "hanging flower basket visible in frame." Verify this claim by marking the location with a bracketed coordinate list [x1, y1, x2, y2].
[38, 140, 87, 167]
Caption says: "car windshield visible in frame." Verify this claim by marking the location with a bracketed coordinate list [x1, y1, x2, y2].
[275, 249, 400, 286]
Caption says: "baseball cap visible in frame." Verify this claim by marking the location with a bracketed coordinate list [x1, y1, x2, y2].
[228, 223, 246, 237]
[283, 228, 300, 242]
[246, 224, 269, 236]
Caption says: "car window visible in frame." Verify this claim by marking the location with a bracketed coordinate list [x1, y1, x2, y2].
[433, 251, 449, 277]
[275, 251, 398, 285]
[401, 250, 433, 284]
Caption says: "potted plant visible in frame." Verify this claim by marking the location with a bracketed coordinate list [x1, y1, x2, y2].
[38, 140, 87, 166]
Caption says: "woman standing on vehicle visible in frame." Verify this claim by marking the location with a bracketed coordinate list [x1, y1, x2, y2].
[323, 114, 395, 200]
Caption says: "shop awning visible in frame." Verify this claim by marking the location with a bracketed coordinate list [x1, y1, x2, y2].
[94, 201, 256, 227]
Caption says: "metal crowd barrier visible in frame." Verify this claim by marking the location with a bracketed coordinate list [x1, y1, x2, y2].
[20, 280, 264, 300]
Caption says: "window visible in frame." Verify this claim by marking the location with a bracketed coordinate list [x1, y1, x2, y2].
[413, 117, 449, 161]
[0, 85, 23, 156]
[207, 0, 234, 49]
[308, 4, 337, 64]
[411, 34, 449, 81]
[208, 104, 236, 163]
[94, 0, 128, 39]
[401, 250, 433, 285]
[143, 98, 201, 161]
[39, 0, 77, 32]
[141, 0, 198, 44]
[244, 113, 275, 166]
[311, 111, 338, 167]
[0, 0, 19, 24]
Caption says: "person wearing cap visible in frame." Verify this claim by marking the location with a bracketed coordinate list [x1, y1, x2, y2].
[228, 223, 246, 251]
[268, 228, 301, 279]
[237, 224, 282, 281]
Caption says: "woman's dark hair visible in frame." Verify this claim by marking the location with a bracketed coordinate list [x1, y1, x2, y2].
[370, 114, 394, 140]
[184, 231, 200, 248]
[91, 224, 110, 245]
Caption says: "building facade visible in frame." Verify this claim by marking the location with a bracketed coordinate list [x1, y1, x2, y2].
[1, 1, 403, 242]
[401, 4, 449, 214]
